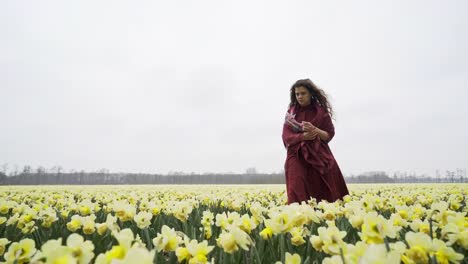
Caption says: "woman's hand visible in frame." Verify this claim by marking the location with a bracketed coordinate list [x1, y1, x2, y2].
[301, 121, 329, 141]
[301, 121, 317, 140]
[301, 121, 316, 132]
[302, 130, 318, 140]
[304, 127, 331, 142]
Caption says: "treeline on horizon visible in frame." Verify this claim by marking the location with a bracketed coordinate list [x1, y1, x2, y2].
[0, 170, 466, 185]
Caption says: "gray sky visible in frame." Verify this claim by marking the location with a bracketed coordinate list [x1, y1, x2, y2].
[1, 1, 467, 176]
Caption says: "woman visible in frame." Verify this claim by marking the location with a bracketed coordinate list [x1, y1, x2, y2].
[282, 79, 349, 204]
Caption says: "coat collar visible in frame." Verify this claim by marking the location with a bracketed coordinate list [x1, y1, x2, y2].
[296, 102, 318, 112]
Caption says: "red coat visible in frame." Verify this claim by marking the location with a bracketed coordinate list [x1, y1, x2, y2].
[282, 102, 349, 204]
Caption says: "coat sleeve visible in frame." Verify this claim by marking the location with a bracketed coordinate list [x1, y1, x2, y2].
[282, 108, 303, 148]
[282, 123, 303, 148]
[320, 112, 335, 143]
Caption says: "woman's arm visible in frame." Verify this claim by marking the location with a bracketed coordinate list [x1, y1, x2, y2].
[315, 128, 330, 142]
[282, 107, 306, 147]
[302, 115, 333, 143]
[302, 126, 328, 141]
[282, 123, 304, 147]
[319, 113, 335, 143]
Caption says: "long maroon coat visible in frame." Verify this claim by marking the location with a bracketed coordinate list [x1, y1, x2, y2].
[282, 102, 349, 204]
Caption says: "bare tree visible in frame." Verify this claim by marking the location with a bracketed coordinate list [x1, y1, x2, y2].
[245, 167, 257, 175]
[1, 163, 8, 175]
[22, 165, 32, 174]
[12, 164, 19, 177]
[36, 166, 47, 175]
[0, 171, 6, 183]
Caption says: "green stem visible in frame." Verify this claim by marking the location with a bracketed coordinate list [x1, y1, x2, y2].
[267, 237, 277, 261]
[384, 237, 390, 252]
[304, 235, 310, 257]
[251, 243, 262, 264]
[340, 247, 346, 264]
[429, 218, 434, 240]
[144, 228, 152, 250]
[280, 233, 285, 263]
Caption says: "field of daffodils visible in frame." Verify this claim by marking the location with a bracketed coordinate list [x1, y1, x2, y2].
[0, 184, 466, 264]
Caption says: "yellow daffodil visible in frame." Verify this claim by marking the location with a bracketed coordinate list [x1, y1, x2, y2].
[259, 226, 273, 240]
[216, 225, 251, 254]
[402, 232, 432, 264]
[66, 233, 95, 264]
[133, 211, 153, 229]
[153, 225, 181, 252]
[310, 225, 346, 255]
[4, 238, 37, 264]
[289, 227, 306, 246]
[276, 252, 301, 264]
[432, 239, 463, 264]
[359, 212, 397, 244]
[0, 238, 10, 256]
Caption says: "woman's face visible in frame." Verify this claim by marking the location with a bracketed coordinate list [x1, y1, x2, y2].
[295, 86, 312, 106]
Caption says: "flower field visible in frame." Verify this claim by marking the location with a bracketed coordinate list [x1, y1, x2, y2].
[0, 184, 466, 264]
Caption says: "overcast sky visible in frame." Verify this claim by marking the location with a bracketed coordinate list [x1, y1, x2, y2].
[1, 1, 467, 176]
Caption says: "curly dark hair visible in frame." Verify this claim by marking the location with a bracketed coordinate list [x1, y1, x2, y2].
[289, 79, 334, 119]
